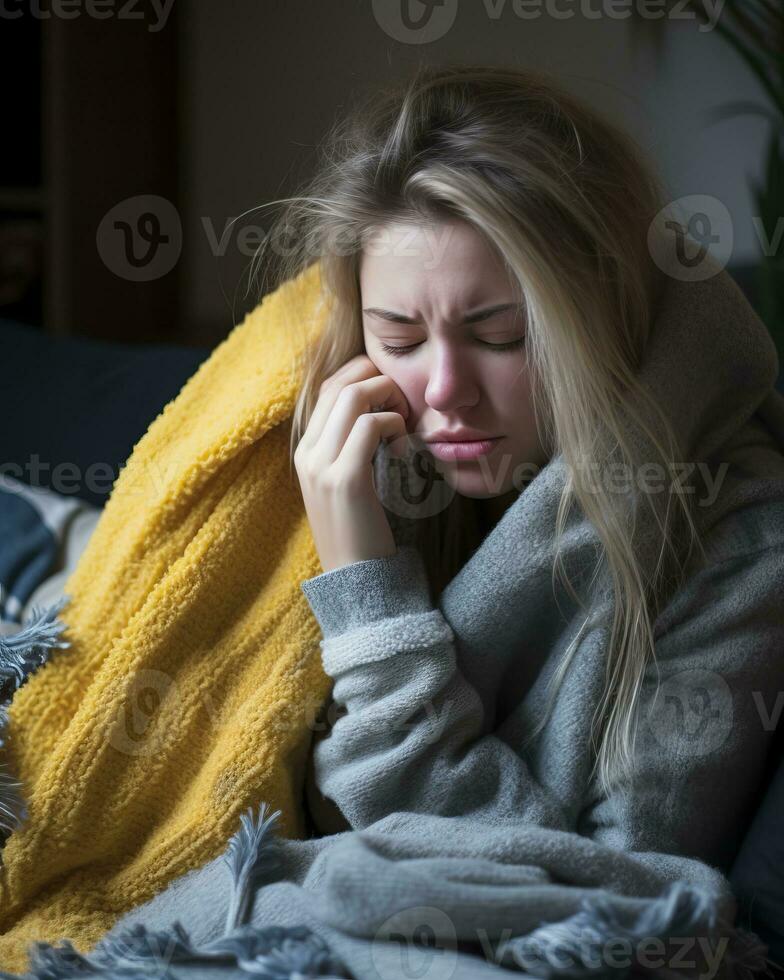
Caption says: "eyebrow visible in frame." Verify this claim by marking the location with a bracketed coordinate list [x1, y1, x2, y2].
[362, 302, 525, 324]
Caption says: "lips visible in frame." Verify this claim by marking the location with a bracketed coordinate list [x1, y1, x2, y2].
[422, 430, 497, 443]
[425, 438, 501, 461]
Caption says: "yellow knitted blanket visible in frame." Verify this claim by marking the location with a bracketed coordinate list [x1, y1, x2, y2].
[0, 261, 330, 972]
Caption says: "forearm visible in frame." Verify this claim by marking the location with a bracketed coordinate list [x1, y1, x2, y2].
[301, 545, 569, 830]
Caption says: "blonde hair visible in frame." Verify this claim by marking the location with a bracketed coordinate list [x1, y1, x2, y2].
[246, 62, 707, 801]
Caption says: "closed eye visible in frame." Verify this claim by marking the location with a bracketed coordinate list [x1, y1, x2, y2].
[379, 337, 525, 357]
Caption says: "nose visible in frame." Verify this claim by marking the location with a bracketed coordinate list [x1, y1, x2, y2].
[423, 342, 480, 414]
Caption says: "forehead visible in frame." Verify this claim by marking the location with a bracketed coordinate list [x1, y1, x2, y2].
[359, 219, 515, 303]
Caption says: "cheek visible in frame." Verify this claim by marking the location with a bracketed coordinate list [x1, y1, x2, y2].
[508, 359, 535, 398]
[387, 364, 419, 405]
[374, 362, 421, 432]
[496, 365, 537, 433]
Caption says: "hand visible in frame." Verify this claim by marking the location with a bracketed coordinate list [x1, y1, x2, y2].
[294, 354, 410, 574]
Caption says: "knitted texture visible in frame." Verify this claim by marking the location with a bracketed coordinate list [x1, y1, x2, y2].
[0, 261, 330, 971]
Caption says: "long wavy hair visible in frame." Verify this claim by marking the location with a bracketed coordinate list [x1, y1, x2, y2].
[245, 62, 707, 801]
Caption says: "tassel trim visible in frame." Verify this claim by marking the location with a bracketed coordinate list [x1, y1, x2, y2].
[0, 597, 73, 845]
[0, 803, 351, 979]
[0, 627, 778, 980]
[495, 878, 779, 979]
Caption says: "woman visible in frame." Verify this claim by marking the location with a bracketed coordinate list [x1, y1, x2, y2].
[242, 62, 784, 855]
[6, 62, 784, 979]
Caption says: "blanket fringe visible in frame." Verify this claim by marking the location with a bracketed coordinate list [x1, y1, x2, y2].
[0, 802, 352, 980]
[0, 597, 73, 846]
[0, 923, 351, 980]
[495, 878, 779, 979]
[0, 595, 72, 694]
[0, 694, 778, 980]
[223, 802, 286, 933]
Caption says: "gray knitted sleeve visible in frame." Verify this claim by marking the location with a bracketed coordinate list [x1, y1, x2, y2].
[299, 543, 569, 832]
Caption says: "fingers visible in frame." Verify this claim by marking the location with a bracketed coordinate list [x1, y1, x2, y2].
[315, 375, 408, 466]
[301, 355, 410, 462]
[338, 410, 408, 475]
[300, 355, 379, 450]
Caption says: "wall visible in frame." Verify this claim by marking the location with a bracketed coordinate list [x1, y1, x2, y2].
[178, 1, 770, 345]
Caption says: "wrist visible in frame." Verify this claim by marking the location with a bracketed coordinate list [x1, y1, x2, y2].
[321, 538, 398, 574]
[300, 543, 433, 638]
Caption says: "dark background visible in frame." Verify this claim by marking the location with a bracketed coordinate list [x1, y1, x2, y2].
[0, 1, 777, 349]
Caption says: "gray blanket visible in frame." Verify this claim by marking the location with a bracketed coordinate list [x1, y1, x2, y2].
[5, 803, 770, 979]
[1, 251, 783, 980]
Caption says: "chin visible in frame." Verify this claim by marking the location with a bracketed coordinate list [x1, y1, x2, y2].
[441, 468, 516, 500]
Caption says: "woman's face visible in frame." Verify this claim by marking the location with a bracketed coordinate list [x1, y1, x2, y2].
[360, 218, 550, 501]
